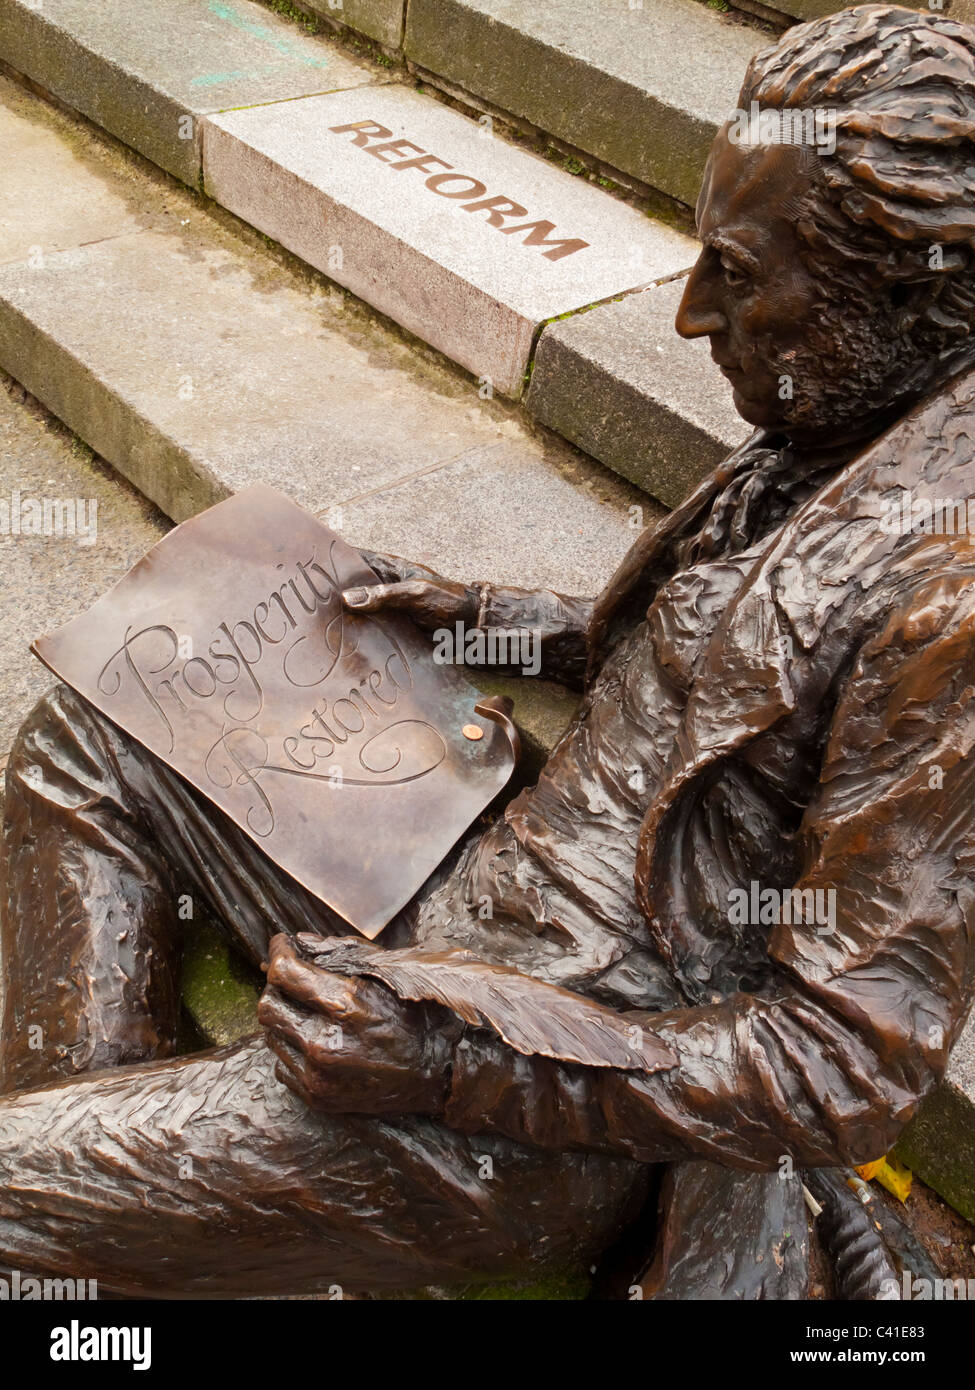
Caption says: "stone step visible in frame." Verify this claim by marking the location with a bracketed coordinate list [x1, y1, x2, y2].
[16, 0, 974, 240]
[0, 374, 169, 756]
[0, 0, 383, 184]
[403, 0, 766, 207]
[0, 71, 650, 589]
[299, 0, 407, 50]
[895, 1009, 975, 1225]
[749, 0, 975, 26]
[0, 0, 700, 401]
[528, 277, 748, 508]
[203, 82, 696, 396]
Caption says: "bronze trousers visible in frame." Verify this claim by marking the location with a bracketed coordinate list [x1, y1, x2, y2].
[0, 685, 806, 1298]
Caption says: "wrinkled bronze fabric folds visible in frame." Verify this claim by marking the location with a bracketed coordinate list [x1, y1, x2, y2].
[2, 368, 975, 1295]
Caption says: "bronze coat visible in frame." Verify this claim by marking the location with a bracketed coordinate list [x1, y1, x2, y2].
[430, 366, 975, 1171]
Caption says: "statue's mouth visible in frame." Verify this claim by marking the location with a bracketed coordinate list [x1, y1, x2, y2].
[710, 347, 743, 378]
[716, 359, 746, 385]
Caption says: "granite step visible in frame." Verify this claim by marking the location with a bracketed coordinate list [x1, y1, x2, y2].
[202, 82, 696, 396]
[0, 71, 651, 622]
[0, 0, 737, 481]
[528, 276, 748, 508]
[743, 0, 975, 26]
[895, 1009, 975, 1225]
[0, 0, 702, 400]
[403, 0, 767, 207]
[0, 0, 384, 185]
[296, 0, 408, 50]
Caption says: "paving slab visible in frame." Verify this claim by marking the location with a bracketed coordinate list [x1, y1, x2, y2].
[204, 84, 696, 395]
[0, 226, 647, 558]
[0, 0, 381, 184]
[527, 277, 749, 507]
[0, 77, 156, 265]
[334, 430, 648, 592]
[404, 0, 763, 206]
[302, 0, 406, 48]
[0, 376, 168, 755]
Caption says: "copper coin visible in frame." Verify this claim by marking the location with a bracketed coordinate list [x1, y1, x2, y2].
[462, 723, 484, 741]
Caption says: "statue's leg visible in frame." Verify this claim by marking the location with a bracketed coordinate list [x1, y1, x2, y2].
[0, 684, 349, 1095]
[0, 686, 645, 1295]
[1, 685, 184, 1092]
[0, 1033, 646, 1297]
[638, 1162, 809, 1300]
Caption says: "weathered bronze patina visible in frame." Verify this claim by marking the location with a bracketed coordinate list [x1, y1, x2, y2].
[32, 485, 518, 938]
[2, 5, 975, 1300]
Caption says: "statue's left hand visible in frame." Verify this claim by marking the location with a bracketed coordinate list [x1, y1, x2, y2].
[258, 934, 457, 1115]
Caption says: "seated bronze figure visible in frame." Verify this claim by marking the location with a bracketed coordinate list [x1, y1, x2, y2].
[2, 4, 975, 1299]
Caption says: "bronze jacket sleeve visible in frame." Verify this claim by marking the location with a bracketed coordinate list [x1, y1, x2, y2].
[358, 548, 595, 689]
[473, 585, 596, 688]
[442, 572, 975, 1170]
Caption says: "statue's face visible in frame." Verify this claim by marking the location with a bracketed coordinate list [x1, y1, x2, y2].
[676, 128, 818, 430]
[676, 126, 921, 442]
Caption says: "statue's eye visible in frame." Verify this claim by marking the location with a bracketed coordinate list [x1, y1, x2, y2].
[720, 255, 749, 288]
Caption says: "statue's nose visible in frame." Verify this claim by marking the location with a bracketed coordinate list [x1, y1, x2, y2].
[675, 260, 728, 339]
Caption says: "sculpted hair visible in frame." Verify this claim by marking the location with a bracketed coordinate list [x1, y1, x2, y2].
[739, 3, 975, 338]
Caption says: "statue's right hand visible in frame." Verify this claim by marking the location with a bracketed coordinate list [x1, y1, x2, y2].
[342, 549, 478, 633]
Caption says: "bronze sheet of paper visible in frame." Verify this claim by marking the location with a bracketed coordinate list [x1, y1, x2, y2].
[32, 485, 516, 938]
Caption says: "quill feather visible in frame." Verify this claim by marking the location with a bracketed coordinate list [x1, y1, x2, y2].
[295, 936, 676, 1073]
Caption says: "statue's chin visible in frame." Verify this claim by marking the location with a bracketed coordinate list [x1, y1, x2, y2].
[730, 389, 780, 429]
[730, 385, 868, 446]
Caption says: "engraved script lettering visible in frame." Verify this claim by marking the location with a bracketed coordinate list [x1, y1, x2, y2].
[33, 487, 516, 936]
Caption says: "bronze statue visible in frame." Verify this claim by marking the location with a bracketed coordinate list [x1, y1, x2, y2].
[3, 4, 975, 1299]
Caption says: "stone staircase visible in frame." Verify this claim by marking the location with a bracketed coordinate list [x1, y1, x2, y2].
[0, 0, 752, 498]
[0, 0, 972, 1235]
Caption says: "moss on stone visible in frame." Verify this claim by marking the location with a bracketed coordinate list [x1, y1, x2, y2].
[180, 917, 262, 1048]
[457, 1271, 590, 1300]
[380, 1270, 591, 1300]
[892, 1082, 975, 1225]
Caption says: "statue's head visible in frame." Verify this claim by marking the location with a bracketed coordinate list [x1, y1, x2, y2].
[677, 4, 975, 444]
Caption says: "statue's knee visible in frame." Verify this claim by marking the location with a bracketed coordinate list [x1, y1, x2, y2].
[3, 683, 121, 825]
[8, 683, 91, 761]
